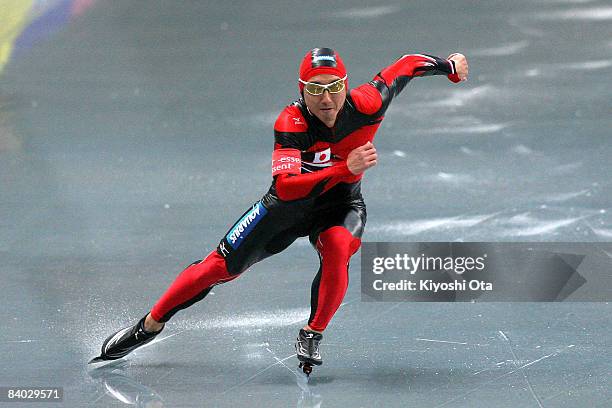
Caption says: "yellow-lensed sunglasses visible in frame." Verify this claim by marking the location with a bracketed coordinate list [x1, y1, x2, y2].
[299, 75, 347, 96]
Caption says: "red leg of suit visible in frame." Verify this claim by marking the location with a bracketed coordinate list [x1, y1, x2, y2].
[150, 250, 236, 323]
[308, 226, 361, 332]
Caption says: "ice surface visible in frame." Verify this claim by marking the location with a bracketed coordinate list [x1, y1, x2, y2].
[1, 0, 610, 406]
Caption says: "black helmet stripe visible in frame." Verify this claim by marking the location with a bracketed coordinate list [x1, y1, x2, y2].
[310, 48, 337, 68]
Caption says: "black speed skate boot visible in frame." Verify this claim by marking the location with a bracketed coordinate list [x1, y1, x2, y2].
[295, 329, 323, 376]
[89, 315, 163, 364]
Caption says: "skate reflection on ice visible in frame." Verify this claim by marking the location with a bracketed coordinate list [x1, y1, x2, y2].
[296, 384, 323, 408]
[88, 364, 164, 407]
[295, 368, 322, 408]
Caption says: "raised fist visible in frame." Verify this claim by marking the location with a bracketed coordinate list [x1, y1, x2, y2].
[347, 141, 377, 175]
[448, 53, 469, 82]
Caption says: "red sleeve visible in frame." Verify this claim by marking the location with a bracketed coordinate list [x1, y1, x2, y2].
[272, 147, 353, 201]
[350, 84, 383, 115]
[350, 54, 458, 117]
[378, 53, 455, 85]
[275, 164, 353, 201]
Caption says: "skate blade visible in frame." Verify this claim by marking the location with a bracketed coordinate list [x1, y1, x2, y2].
[88, 356, 123, 367]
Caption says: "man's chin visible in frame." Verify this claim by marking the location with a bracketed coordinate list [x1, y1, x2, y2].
[318, 111, 336, 121]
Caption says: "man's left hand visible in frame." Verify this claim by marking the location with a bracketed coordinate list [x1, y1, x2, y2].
[448, 53, 468, 82]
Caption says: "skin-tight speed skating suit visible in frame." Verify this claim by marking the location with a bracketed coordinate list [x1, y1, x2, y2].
[150, 54, 459, 331]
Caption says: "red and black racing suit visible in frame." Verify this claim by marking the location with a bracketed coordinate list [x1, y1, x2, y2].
[150, 54, 459, 331]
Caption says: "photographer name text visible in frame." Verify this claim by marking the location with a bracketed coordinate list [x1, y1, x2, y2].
[372, 279, 492, 292]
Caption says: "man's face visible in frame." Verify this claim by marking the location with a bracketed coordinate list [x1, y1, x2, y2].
[302, 74, 346, 128]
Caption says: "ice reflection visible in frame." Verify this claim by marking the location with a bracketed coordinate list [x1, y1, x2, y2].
[296, 371, 323, 408]
[89, 364, 164, 408]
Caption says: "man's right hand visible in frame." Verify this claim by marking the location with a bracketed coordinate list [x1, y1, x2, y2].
[347, 141, 377, 175]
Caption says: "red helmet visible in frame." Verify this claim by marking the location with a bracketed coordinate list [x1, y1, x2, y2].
[298, 48, 347, 92]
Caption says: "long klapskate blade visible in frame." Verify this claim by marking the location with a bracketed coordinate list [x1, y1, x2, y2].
[88, 356, 105, 364]
[88, 355, 120, 366]
[87, 359, 128, 375]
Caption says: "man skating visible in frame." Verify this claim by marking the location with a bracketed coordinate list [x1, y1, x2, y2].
[91, 47, 469, 374]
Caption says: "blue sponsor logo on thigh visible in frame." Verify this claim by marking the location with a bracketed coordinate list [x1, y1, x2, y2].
[226, 202, 268, 249]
